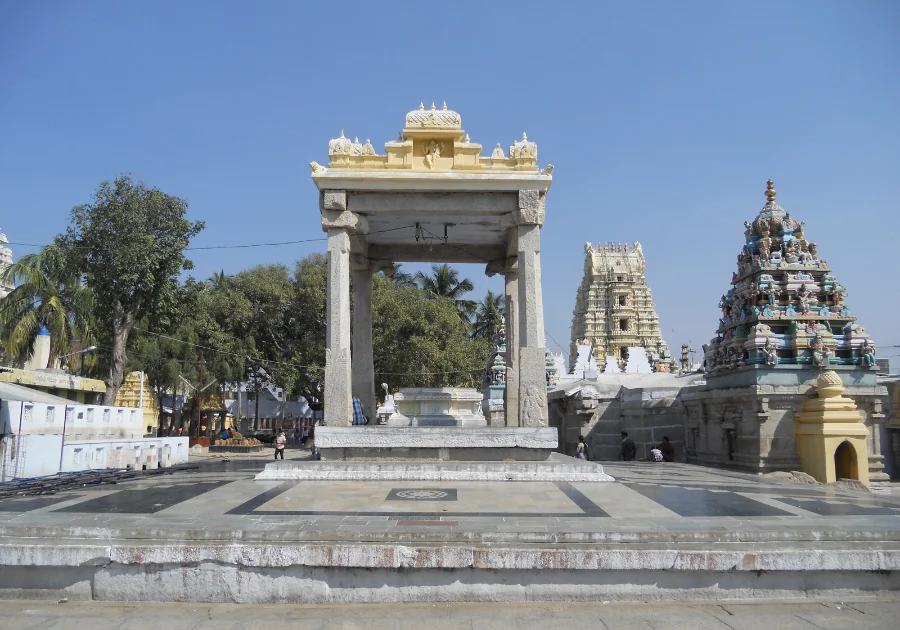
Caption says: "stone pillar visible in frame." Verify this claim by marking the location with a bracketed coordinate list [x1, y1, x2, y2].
[515, 190, 548, 427]
[351, 258, 376, 421]
[320, 191, 368, 426]
[504, 261, 519, 426]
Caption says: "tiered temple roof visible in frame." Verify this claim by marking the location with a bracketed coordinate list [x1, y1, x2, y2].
[704, 180, 875, 372]
[570, 241, 670, 371]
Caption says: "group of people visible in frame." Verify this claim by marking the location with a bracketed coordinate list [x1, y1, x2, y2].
[618, 431, 675, 462]
[574, 431, 675, 463]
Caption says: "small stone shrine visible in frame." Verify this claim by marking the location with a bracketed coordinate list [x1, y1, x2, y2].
[681, 180, 888, 480]
[570, 241, 671, 372]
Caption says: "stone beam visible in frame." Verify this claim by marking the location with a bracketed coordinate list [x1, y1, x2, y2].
[347, 191, 518, 216]
[368, 244, 506, 264]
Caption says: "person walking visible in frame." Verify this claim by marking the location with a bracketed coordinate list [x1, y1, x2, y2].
[274, 429, 286, 460]
[576, 436, 588, 460]
[619, 431, 637, 461]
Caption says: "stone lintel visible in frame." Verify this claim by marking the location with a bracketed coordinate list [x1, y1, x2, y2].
[368, 243, 505, 264]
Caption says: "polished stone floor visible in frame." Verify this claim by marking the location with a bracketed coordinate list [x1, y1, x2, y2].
[1, 452, 898, 540]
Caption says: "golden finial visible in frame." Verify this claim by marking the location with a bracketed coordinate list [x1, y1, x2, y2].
[442, 101, 448, 110]
[765, 179, 776, 202]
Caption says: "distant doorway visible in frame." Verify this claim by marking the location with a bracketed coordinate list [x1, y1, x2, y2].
[834, 441, 859, 480]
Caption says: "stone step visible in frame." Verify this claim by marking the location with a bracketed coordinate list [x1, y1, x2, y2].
[255, 457, 614, 482]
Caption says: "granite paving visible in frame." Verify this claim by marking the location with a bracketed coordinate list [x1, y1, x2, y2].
[1, 454, 898, 542]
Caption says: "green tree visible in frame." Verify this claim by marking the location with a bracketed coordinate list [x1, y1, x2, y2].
[60, 176, 204, 404]
[384, 263, 417, 288]
[0, 245, 96, 368]
[373, 275, 490, 389]
[414, 263, 476, 322]
[472, 290, 504, 340]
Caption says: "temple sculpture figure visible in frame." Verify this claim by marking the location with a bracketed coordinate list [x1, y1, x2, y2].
[703, 180, 873, 372]
[0, 227, 13, 299]
[570, 241, 671, 372]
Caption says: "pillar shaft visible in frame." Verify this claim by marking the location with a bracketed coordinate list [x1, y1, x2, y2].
[504, 269, 519, 426]
[324, 228, 352, 425]
[352, 267, 375, 421]
[517, 224, 548, 427]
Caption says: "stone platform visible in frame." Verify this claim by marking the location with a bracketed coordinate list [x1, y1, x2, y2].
[256, 453, 614, 482]
[315, 426, 556, 461]
[1, 457, 899, 603]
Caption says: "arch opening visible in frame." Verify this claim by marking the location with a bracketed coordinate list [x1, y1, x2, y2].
[834, 440, 858, 481]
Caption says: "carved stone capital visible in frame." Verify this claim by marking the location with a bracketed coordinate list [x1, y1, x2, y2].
[350, 253, 372, 272]
[485, 256, 518, 278]
[321, 210, 369, 234]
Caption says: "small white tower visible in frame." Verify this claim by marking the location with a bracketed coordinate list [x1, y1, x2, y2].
[0, 227, 12, 299]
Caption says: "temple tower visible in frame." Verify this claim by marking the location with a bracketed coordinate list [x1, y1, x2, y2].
[570, 241, 669, 370]
[680, 179, 887, 480]
[0, 227, 13, 299]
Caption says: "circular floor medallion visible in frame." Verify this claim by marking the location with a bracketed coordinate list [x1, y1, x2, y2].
[395, 489, 449, 500]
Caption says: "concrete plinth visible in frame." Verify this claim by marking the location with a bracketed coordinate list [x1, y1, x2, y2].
[314, 426, 556, 461]
[256, 455, 613, 482]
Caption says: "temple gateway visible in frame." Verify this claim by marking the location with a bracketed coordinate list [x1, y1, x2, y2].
[310, 103, 553, 430]
[570, 240, 670, 371]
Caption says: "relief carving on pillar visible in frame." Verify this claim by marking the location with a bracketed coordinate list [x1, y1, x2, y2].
[521, 383, 548, 427]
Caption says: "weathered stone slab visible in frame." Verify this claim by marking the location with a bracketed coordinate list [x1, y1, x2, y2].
[315, 426, 556, 450]
[255, 459, 614, 482]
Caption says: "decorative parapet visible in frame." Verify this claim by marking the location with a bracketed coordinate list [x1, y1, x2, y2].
[312, 102, 549, 174]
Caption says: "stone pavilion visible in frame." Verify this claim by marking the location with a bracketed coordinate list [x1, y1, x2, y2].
[310, 103, 553, 429]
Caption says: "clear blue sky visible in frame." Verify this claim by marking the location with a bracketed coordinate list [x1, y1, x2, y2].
[2, 1, 898, 365]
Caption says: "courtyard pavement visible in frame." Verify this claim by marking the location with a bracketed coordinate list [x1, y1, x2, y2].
[0, 451, 898, 544]
[2, 598, 899, 629]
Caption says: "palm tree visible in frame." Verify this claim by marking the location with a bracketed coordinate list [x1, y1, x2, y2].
[414, 264, 476, 322]
[472, 290, 504, 340]
[0, 245, 95, 368]
[385, 263, 417, 288]
[210, 269, 230, 290]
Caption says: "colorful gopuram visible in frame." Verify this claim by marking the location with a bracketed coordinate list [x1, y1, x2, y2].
[680, 180, 888, 480]
[570, 241, 670, 372]
[703, 180, 874, 373]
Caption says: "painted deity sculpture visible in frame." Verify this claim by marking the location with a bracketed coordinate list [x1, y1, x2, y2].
[861, 340, 877, 367]
[705, 179, 873, 373]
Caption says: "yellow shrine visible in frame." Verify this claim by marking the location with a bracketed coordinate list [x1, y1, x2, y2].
[115, 371, 160, 433]
[794, 370, 870, 486]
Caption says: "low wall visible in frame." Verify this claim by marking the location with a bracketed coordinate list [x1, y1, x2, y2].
[0, 536, 896, 603]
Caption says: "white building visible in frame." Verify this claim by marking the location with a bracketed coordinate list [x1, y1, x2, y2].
[0, 381, 188, 481]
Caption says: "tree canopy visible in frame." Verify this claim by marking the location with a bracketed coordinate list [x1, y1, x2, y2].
[59, 175, 204, 403]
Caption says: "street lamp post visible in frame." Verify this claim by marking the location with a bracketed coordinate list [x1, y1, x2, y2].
[57, 346, 97, 376]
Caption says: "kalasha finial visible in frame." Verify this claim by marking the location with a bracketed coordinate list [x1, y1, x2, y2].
[766, 179, 776, 202]
[419, 102, 424, 110]
[339, 129, 345, 138]
[522, 132, 528, 141]
[431, 102, 436, 110]
[442, 101, 448, 110]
